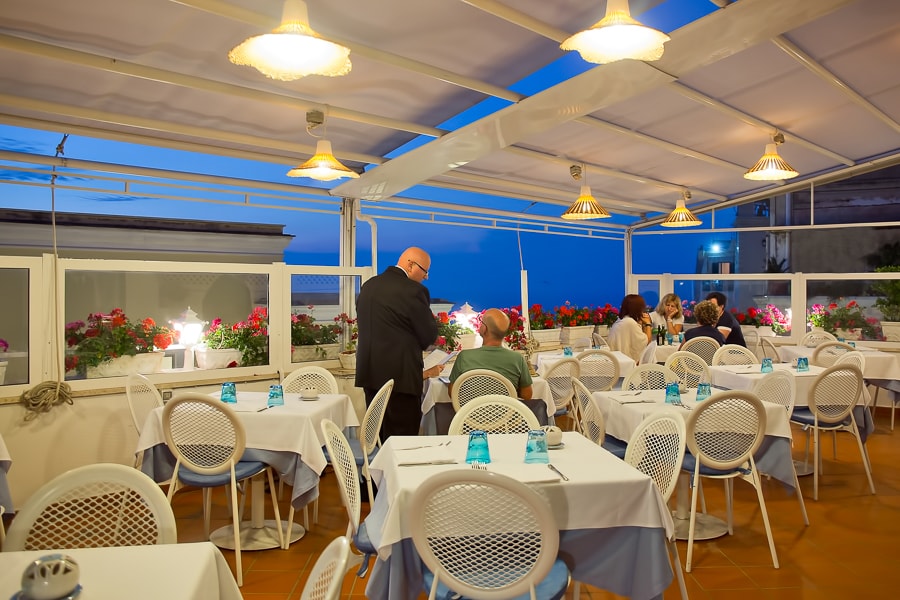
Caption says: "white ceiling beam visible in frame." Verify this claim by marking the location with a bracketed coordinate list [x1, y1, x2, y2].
[459, 0, 572, 42]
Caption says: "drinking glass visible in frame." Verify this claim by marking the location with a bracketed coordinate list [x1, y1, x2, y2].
[524, 430, 549, 464]
[837, 337, 846, 343]
[465, 430, 491, 464]
[696, 382, 712, 402]
[678, 332, 685, 343]
[761, 357, 774, 373]
[797, 357, 809, 372]
[220, 382, 237, 403]
[848, 341, 856, 348]
[563, 346, 573, 357]
[666, 333, 674, 346]
[267, 384, 284, 407]
[665, 382, 681, 404]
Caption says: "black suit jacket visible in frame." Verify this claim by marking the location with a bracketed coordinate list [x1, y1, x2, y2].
[355, 266, 439, 396]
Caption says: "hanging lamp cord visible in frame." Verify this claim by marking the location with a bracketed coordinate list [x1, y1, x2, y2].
[20, 134, 75, 421]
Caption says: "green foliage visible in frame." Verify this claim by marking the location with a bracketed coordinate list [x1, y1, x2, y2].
[65, 308, 174, 372]
[203, 307, 269, 367]
[872, 265, 900, 321]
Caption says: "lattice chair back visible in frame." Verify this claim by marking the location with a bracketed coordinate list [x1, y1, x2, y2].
[4, 463, 177, 551]
[639, 341, 658, 365]
[665, 351, 710, 389]
[408, 469, 568, 600]
[592, 332, 608, 348]
[300, 536, 352, 600]
[799, 331, 837, 347]
[680, 336, 721, 365]
[625, 413, 686, 503]
[743, 327, 760, 357]
[809, 364, 862, 424]
[811, 341, 856, 367]
[685, 391, 767, 471]
[572, 378, 605, 445]
[282, 366, 339, 395]
[833, 351, 870, 406]
[450, 369, 517, 412]
[448, 395, 540, 435]
[543, 358, 580, 413]
[759, 337, 781, 363]
[572, 337, 592, 352]
[163, 393, 244, 477]
[125, 373, 164, 436]
[751, 370, 796, 414]
[622, 364, 679, 391]
[575, 349, 620, 392]
[712, 344, 760, 366]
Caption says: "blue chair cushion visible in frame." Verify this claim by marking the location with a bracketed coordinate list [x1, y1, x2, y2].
[790, 407, 851, 428]
[601, 435, 628, 459]
[681, 452, 743, 477]
[177, 460, 266, 487]
[421, 557, 569, 600]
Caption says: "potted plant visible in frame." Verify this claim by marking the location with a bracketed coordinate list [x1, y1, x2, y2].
[590, 303, 619, 336]
[761, 304, 791, 336]
[555, 301, 594, 344]
[199, 307, 269, 368]
[732, 306, 776, 337]
[813, 299, 882, 340]
[500, 306, 529, 351]
[681, 299, 698, 330]
[873, 265, 900, 341]
[64, 308, 174, 378]
[335, 312, 358, 370]
[290, 309, 342, 361]
[433, 312, 467, 352]
[527, 303, 559, 345]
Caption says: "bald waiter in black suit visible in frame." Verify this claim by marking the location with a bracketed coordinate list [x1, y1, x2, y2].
[356, 247, 439, 440]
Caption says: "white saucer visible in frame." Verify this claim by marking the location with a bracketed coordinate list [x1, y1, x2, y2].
[548, 443, 565, 450]
[300, 395, 319, 401]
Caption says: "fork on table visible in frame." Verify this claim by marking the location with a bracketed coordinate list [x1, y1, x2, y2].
[470, 462, 487, 470]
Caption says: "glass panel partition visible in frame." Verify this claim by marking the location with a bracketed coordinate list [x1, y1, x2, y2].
[289, 273, 361, 363]
[0, 267, 30, 386]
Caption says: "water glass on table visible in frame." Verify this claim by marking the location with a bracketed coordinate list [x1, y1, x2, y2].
[665, 382, 681, 404]
[696, 382, 712, 402]
[465, 430, 491, 464]
[797, 357, 809, 372]
[760, 357, 774, 373]
[524, 429, 549, 464]
[666, 333, 674, 346]
[220, 382, 237, 403]
[267, 384, 284, 407]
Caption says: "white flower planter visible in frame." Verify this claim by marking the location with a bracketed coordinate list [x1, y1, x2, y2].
[0, 360, 7, 385]
[530, 328, 560, 345]
[882, 321, 900, 342]
[338, 352, 357, 370]
[87, 351, 165, 378]
[560, 325, 595, 345]
[291, 343, 340, 362]
[195, 347, 243, 370]
[458, 333, 478, 350]
[741, 325, 776, 338]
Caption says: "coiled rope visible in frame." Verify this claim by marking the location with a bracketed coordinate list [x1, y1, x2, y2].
[20, 133, 74, 421]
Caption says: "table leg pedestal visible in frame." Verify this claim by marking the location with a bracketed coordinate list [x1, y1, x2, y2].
[793, 459, 814, 476]
[673, 474, 729, 541]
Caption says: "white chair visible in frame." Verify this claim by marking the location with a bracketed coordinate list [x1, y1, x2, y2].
[448, 394, 540, 435]
[592, 332, 608, 348]
[300, 536, 351, 600]
[542, 358, 580, 429]
[572, 378, 627, 458]
[750, 371, 809, 526]
[162, 393, 283, 586]
[759, 337, 782, 363]
[638, 340, 658, 365]
[4, 463, 177, 550]
[320, 418, 377, 578]
[682, 391, 778, 572]
[0, 504, 5, 547]
[712, 344, 760, 366]
[665, 351, 710, 389]
[680, 336, 721, 366]
[622, 364, 679, 391]
[799, 331, 837, 347]
[575, 348, 619, 392]
[811, 340, 855, 367]
[282, 366, 339, 395]
[408, 469, 570, 600]
[789, 364, 875, 500]
[450, 368, 516, 412]
[743, 327, 760, 358]
[571, 336, 592, 352]
[125, 373, 165, 470]
[624, 413, 688, 600]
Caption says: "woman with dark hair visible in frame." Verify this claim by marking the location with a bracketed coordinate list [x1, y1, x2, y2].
[608, 294, 652, 363]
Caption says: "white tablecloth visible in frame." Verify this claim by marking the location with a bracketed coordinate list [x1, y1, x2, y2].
[0, 433, 11, 511]
[779, 345, 900, 380]
[422, 376, 554, 419]
[535, 350, 636, 381]
[708, 363, 828, 408]
[0, 542, 241, 600]
[365, 431, 674, 600]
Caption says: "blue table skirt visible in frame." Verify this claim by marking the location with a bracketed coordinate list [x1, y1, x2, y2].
[140, 445, 320, 510]
[365, 526, 672, 600]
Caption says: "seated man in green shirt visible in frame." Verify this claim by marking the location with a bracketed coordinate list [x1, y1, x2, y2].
[448, 308, 533, 400]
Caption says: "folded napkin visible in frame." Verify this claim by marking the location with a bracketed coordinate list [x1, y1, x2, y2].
[610, 392, 652, 404]
[395, 445, 457, 466]
[487, 463, 561, 483]
[721, 365, 758, 373]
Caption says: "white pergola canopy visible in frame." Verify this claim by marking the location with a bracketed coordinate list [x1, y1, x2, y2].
[1, 0, 898, 227]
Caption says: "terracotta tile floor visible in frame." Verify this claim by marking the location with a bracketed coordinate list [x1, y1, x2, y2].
[169, 406, 900, 599]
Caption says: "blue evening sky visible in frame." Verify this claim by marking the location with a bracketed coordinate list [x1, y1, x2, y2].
[0, 0, 737, 313]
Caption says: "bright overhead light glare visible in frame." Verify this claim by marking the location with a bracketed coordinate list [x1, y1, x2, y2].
[287, 140, 359, 181]
[660, 192, 702, 228]
[228, 0, 351, 80]
[561, 185, 611, 220]
[744, 138, 799, 181]
[561, 0, 670, 64]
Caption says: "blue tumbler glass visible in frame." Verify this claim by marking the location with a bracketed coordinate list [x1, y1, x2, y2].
[696, 382, 712, 402]
[797, 357, 810, 372]
[267, 384, 284, 407]
[761, 358, 774, 373]
[524, 430, 549, 464]
[220, 382, 237, 403]
[465, 430, 491, 464]
[665, 382, 681, 404]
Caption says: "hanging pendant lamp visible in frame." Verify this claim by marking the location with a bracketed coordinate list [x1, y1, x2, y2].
[561, 185, 612, 220]
[561, 0, 670, 64]
[744, 133, 799, 181]
[287, 110, 359, 181]
[660, 191, 702, 228]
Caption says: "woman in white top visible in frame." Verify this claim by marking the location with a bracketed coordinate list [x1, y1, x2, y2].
[608, 294, 653, 363]
[649, 293, 684, 335]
